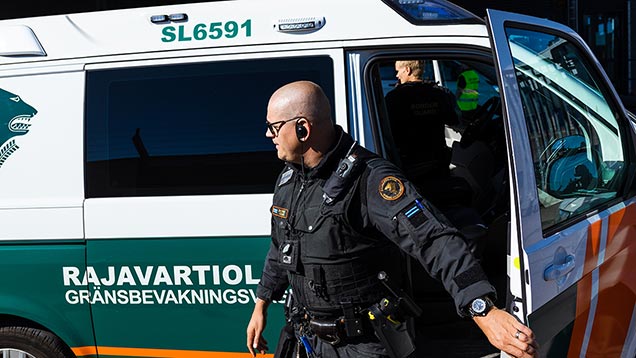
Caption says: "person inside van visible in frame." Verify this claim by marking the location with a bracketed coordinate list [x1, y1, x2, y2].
[455, 65, 481, 120]
[384, 60, 460, 209]
[247, 80, 537, 358]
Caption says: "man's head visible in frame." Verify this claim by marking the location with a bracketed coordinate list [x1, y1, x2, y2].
[395, 60, 424, 84]
[266, 81, 335, 167]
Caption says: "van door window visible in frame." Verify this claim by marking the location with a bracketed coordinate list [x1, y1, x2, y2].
[504, 27, 628, 230]
[85, 56, 334, 198]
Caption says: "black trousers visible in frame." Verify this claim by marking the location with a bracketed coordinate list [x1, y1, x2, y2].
[275, 325, 389, 358]
[310, 335, 389, 358]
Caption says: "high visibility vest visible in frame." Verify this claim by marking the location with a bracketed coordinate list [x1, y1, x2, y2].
[457, 69, 480, 111]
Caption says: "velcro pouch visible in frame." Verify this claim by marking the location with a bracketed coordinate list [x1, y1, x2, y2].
[278, 240, 300, 273]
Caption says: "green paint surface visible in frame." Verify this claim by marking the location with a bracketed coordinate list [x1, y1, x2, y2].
[85, 236, 285, 352]
[0, 243, 94, 347]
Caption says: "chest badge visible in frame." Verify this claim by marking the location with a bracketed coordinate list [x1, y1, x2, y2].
[279, 169, 294, 186]
[272, 206, 289, 219]
[379, 176, 405, 201]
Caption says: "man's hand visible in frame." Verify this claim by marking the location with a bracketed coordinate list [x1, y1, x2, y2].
[246, 298, 270, 357]
[473, 308, 538, 358]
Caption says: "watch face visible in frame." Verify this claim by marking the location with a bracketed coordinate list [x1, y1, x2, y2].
[472, 298, 486, 313]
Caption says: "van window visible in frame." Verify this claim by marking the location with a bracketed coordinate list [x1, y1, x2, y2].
[505, 27, 627, 230]
[85, 56, 334, 198]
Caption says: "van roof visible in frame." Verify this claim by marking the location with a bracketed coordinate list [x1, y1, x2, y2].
[0, 0, 488, 66]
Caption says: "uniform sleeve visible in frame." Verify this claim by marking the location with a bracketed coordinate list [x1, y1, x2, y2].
[255, 236, 289, 302]
[363, 160, 495, 316]
[255, 192, 290, 302]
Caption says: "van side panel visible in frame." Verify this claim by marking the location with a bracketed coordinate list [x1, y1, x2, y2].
[84, 236, 282, 354]
[0, 71, 91, 347]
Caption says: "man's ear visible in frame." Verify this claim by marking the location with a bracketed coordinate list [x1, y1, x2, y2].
[295, 118, 310, 142]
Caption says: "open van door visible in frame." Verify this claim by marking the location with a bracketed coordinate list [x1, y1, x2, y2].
[487, 9, 636, 357]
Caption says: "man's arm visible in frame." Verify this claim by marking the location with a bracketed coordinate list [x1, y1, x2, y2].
[246, 231, 289, 355]
[362, 161, 537, 357]
[255, 239, 290, 303]
[246, 298, 271, 357]
[364, 163, 493, 311]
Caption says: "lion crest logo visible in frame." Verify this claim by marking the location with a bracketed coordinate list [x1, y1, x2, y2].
[379, 176, 405, 201]
[0, 88, 37, 168]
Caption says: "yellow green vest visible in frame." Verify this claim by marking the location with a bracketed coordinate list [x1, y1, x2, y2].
[457, 69, 479, 111]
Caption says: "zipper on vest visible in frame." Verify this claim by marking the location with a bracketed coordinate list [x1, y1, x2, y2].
[293, 180, 306, 214]
[288, 177, 306, 228]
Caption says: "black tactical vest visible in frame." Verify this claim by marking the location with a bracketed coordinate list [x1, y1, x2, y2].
[271, 144, 402, 316]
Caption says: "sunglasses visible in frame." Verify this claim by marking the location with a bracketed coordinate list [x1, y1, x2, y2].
[265, 116, 304, 137]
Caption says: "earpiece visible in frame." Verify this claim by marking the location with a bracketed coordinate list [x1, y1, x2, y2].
[296, 120, 308, 142]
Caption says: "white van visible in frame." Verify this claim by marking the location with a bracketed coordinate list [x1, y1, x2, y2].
[0, 0, 634, 357]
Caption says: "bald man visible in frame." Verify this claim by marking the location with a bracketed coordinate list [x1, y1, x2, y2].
[247, 81, 536, 358]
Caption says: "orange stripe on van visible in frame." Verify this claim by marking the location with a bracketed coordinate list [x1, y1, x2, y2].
[567, 204, 636, 357]
[605, 203, 636, 258]
[72, 346, 98, 356]
[73, 346, 273, 358]
[585, 205, 636, 356]
[585, 219, 602, 272]
[566, 218, 599, 358]
[566, 271, 591, 358]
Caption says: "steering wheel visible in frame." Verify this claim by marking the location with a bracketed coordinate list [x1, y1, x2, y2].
[460, 96, 502, 148]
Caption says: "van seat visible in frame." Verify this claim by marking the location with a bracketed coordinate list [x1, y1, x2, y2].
[450, 140, 496, 215]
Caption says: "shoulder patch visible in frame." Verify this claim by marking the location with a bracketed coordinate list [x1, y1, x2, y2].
[279, 168, 294, 186]
[379, 176, 405, 201]
[271, 206, 289, 219]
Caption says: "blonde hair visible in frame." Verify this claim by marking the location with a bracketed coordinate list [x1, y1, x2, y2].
[396, 60, 424, 79]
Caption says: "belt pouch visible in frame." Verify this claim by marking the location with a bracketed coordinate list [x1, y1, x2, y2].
[368, 305, 415, 358]
[309, 318, 341, 345]
[341, 304, 364, 337]
[274, 324, 301, 358]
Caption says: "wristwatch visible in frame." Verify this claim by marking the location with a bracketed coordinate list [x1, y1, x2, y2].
[467, 296, 494, 317]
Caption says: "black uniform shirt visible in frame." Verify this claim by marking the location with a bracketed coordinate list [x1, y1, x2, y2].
[385, 81, 459, 173]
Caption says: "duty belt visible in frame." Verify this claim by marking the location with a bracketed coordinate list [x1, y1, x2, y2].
[307, 313, 374, 345]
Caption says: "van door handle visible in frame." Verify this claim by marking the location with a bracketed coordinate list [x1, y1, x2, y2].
[543, 254, 575, 281]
